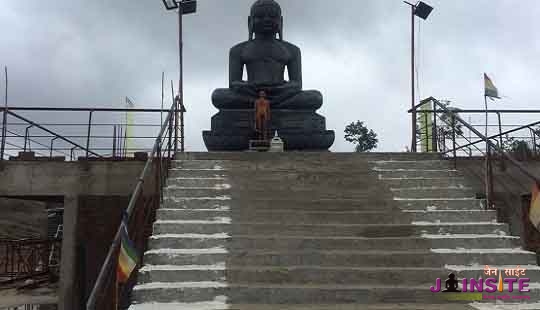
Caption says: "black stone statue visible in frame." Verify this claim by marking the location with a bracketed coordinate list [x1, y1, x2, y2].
[203, 0, 335, 151]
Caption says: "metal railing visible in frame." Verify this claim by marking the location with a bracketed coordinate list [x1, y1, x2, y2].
[0, 105, 185, 161]
[411, 97, 540, 208]
[2, 306, 41, 310]
[413, 102, 540, 157]
[85, 100, 178, 310]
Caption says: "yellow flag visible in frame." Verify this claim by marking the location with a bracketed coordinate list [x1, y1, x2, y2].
[484, 73, 500, 99]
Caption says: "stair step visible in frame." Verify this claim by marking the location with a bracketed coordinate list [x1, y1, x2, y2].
[156, 209, 413, 224]
[128, 302, 483, 310]
[153, 222, 510, 237]
[173, 160, 231, 170]
[137, 265, 540, 285]
[161, 198, 397, 211]
[406, 210, 496, 222]
[131, 282, 540, 304]
[148, 235, 521, 251]
[171, 162, 373, 173]
[169, 171, 386, 188]
[169, 168, 228, 179]
[143, 250, 537, 267]
[391, 187, 476, 199]
[380, 177, 468, 189]
[396, 198, 486, 211]
[375, 169, 461, 179]
[166, 181, 387, 193]
[163, 187, 231, 197]
[371, 160, 453, 170]
[155, 209, 497, 225]
[166, 177, 228, 188]
[175, 152, 443, 161]
[163, 188, 387, 200]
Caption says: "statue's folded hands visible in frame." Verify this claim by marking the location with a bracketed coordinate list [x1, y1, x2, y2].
[230, 81, 258, 96]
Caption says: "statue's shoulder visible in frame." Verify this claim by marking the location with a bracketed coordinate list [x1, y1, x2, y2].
[230, 41, 251, 54]
[280, 40, 301, 55]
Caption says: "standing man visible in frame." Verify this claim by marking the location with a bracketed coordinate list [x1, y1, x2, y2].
[254, 90, 271, 140]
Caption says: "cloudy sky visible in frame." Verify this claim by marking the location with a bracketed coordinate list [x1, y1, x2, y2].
[1, 0, 539, 153]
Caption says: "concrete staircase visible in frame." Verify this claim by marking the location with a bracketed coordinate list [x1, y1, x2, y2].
[129, 153, 540, 310]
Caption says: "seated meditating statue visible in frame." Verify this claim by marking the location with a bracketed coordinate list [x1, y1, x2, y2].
[212, 0, 322, 111]
[203, 0, 334, 151]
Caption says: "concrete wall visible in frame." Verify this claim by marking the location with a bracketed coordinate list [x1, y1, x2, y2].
[453, 157, 540, 246]
[0, 161, 149, 196]
[74, 196, 130, 310]
[0, 160, 157, 310]
[0, 198, 47, 239]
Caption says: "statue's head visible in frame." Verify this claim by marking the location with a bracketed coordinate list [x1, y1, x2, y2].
[249, 0, 283, 40]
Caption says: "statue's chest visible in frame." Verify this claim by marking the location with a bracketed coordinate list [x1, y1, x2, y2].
[242, 43, 291, 66]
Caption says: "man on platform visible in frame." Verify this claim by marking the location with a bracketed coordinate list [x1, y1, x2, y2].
[254, 90, 271, 140]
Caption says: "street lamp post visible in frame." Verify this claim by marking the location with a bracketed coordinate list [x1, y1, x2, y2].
[162, 0, 196, 154]
[404, 1, 433, 153]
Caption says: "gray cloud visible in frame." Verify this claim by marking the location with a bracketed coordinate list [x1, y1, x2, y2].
[1, 0, 539, 153]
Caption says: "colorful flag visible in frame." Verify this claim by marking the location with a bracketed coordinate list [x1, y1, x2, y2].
[529, 183, 540, 230]
[117, 214, 138, 283]
[484, 73, 500, 99]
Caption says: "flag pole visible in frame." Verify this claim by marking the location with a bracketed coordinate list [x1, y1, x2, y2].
[484, 94, 488, 143]
[1, 66, 8, 160]
[161, 72, 164, 127]
[484, 94, 491, 209]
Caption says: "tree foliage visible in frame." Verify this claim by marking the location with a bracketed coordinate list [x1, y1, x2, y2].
[344, 121, 378, 152]
[420, 100, 463, 152]
[502, 136, 533, 160]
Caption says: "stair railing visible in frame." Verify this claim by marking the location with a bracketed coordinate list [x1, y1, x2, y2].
[86, 100, 178, 310]
[411, 97, 540, 209]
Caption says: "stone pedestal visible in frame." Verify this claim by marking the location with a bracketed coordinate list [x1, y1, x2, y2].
[203, 109, 335, 151]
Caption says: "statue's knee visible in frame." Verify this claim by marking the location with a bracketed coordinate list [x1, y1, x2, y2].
[301, 90, 323, 109]
[212, 88, 254, 109]
[305, 90, 323, 103]
[211, 88, 229, 102]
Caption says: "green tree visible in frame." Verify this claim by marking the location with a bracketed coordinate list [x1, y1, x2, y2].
[344, 121, 378, 152]
[502, 136, 533, 160]
[427, 100, 464, 152]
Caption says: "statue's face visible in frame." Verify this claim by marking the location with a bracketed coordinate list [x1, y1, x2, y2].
[251, 3, 281, 35]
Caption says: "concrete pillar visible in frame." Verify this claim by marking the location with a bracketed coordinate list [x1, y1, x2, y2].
[59, 195, 80, 310]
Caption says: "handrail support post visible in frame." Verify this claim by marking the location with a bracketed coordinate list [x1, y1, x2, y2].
[432, 104, 438, 153]
[0, 107, 7, 160]
[24, 125, 33, 152]
[86, 111, 93, 159]
[451, 114, 457, 169]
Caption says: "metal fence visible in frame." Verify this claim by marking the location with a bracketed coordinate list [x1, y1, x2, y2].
[410, 97, 540, 209]
[0, 105, 185, 161]
[0, 239, 61, 285]
[413, 101, 540, 157]
[2, 306, 43, 310]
